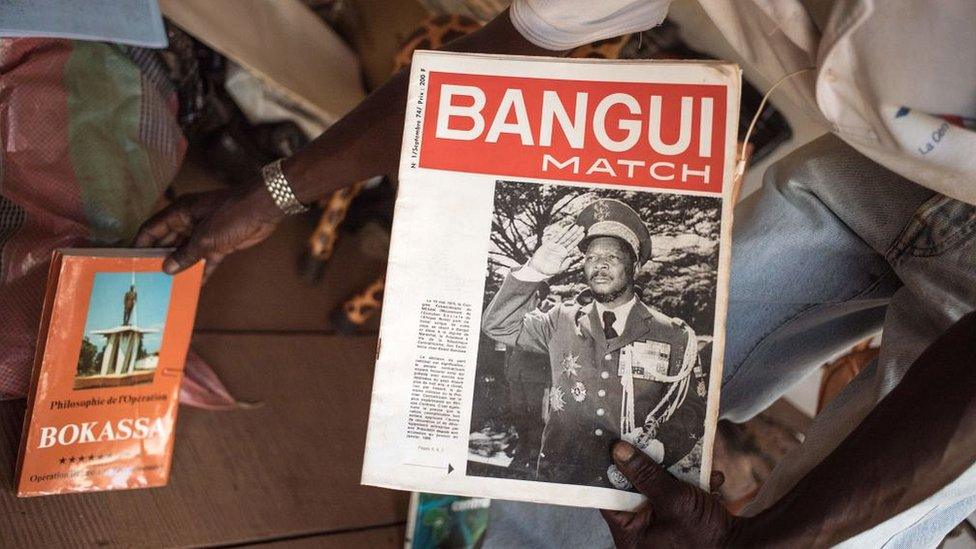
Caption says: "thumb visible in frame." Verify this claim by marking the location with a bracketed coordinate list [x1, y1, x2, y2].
[612, 441, 687, 517]
[164, 235, 209, 275]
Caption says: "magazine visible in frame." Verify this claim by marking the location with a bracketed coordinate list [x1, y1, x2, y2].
[362, 51, 740, 510]
[405, 492, 491, 549]
[15, 249, 203, 496]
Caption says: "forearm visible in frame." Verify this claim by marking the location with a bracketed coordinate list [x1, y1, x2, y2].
[733, 312, 976, 547]
[482, 274, 548, 349]
[282, 9, 566, 203]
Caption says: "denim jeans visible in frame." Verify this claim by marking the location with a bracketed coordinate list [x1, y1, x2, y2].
[483, 135, 976, 548]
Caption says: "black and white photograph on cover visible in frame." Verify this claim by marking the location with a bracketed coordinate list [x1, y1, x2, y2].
[467, 179, 721, 491]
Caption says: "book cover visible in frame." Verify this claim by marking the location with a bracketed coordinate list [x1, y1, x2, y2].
[362, 51, 740, 510]
[405, 492, 491, 549]
[15, 249, 203, 496]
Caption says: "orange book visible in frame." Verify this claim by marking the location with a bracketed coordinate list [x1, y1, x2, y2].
[15, 249, 203, 496]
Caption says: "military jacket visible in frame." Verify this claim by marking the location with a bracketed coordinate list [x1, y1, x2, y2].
[483, 273, 706, 488]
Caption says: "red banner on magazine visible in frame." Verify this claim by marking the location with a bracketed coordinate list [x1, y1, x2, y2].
[419, 72, 728, 194]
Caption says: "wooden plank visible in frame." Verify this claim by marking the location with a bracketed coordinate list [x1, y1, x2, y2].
[248, 524, 405, 548]
[0, 334, 408, 547]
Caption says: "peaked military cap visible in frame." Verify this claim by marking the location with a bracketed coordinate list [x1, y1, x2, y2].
[576, 198, 652, 264]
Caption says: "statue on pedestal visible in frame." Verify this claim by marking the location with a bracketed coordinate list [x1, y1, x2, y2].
[123, 285, 137, 325]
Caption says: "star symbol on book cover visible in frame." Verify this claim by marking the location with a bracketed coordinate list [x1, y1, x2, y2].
[561, 353, 581, 377]
[549, 386, 566, 412]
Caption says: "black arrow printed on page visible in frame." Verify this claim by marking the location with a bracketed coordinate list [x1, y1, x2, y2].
[404, 462, 454, 474]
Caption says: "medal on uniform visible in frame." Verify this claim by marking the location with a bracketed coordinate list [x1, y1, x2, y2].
[571, 381, 586, 402]
[561, 353, 581, 378]
[620, 341, 671, 379]
[694, 359, 707, 397]
[549, 386, 566, 412]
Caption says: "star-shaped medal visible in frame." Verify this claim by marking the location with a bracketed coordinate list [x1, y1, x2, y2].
[571, 381, 586, 402]
[549, 386, 566, 412]
[561, 353, 581, 378]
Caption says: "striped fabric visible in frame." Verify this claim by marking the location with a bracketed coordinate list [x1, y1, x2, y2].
[0, 38, 188, 399]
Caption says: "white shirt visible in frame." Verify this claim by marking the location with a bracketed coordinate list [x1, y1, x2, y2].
[594, 295, 637, 335]
[510, 0, 976, 206]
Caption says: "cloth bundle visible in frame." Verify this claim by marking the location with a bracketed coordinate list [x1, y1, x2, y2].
[0, 38, 232, 408]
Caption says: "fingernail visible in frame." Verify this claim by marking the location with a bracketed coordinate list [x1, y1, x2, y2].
[613, 441, 636, 463]
[163, 260, 178, 274]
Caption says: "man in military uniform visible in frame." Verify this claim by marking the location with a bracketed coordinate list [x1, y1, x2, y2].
[482, 198, 706, 489]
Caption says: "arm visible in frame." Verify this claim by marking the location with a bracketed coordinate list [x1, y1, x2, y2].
[137, 10, 567, 275]
[602, 311, 976, 547]
[284, 9, 566, 204]
[483, 224, 585, 352]
[736, 310, 976, 546]
[482, 272, 558, 355]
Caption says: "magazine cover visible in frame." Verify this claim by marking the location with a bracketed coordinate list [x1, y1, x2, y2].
[405, 492, 491, 549]
[363, 51, 740, 510]
[15, 249, 203, 496]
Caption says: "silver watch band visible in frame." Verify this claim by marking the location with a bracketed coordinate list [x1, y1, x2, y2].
[261, 159, 309, 215]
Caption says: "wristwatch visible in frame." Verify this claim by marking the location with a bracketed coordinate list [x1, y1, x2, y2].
[261, 158, 309, 215]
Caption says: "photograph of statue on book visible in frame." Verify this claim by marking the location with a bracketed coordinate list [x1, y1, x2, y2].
[75, 272, 173, 390]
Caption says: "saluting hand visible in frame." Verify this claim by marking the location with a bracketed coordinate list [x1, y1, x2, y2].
[134, 182, 285, 281]
[528, 223, 585, 276]
[601, 441, 741, 548]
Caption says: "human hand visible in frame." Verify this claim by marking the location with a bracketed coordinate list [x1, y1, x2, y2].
[134, 182, 286, 280]
[623, 427, 664, 464]
[527, 223, 585, 276]
[601, 441, 742, 548]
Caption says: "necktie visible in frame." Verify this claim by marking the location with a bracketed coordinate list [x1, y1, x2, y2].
[602, 310, 619, 339]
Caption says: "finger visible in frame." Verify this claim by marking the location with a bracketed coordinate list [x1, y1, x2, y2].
[134, 216, 175, 247]
[559, 254, 577, 272]
[600, 508, 651, 547]
[600, 509, 639, 529]
[612, 441, 687, 515]
[135, 206, 192, 248]
[709, 471, 726, 492]
[552, 223, 575, 246]
[157, 228, 188, 248]
[558, 225, 585, 251]
[134, 224, 164, 248]
[163, 234, 211, 275]
[568, 225, 586, 248]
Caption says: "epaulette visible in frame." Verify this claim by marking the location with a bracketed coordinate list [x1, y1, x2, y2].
[671, 315, 693, 333]
[640, 304, 696, 341]
[643, 304, 679, 329]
